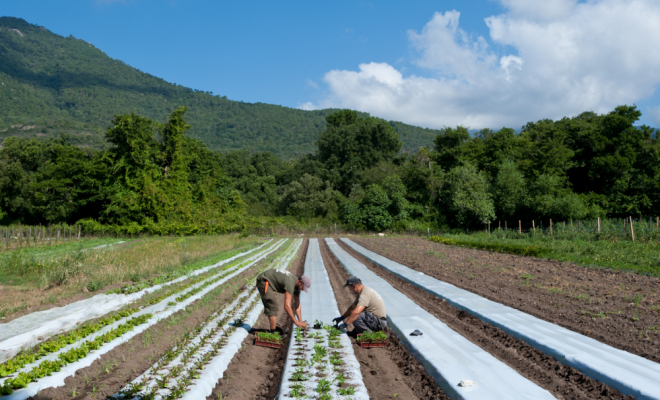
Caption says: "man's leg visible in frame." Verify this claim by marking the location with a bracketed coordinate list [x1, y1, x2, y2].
[352, 310, 382, 334]
[258, 280, 279, 332]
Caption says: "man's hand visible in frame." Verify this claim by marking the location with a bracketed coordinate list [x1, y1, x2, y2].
[338, 322, 348, 329]
[332, 316, 344, 325]
[296, 320, 308, 329]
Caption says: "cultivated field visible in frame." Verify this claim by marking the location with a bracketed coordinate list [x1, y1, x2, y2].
[1, 235, 658, 400]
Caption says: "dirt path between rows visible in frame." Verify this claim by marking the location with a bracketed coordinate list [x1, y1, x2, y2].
[319, 238, 450, 400]
[30, 257, 273, 400]
[355, 237, 660, 365]
[206, 239, 308, 400]
[337, 239, 631, 400]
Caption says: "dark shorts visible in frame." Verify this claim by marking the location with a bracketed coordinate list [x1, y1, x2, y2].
[256, 278, 278, 317]
[353, 310, 388, 334]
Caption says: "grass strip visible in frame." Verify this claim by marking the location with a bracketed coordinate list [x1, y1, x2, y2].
[429, 234, 660, 275]
[429, 236, 552, 258]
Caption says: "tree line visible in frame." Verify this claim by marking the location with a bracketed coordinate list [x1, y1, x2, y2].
[1, 105, 658, 232]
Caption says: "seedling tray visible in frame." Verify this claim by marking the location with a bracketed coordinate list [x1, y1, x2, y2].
[356, 334, 387, 348]
[254, 337, 281, 349]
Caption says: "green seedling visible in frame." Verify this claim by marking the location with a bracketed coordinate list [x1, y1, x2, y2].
[290, 367, 308, 381]
[338, 386, 356, 395]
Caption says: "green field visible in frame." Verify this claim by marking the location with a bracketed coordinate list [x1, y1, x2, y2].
[430, 225, 660, 276]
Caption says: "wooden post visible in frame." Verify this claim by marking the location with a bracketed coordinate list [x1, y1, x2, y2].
[570, 219, 574, 233]
[657, 216, 659, 231]
[57, 224, 60, 244]
[597, 218, 601, 233]
[488, 221, 491, 237]
[532, 220, 535, 234]
[550, 219, 553, 238]
[519, 220, 522, 234]
[499, 221, 501, 231]
[78, 225, 81, 240]
[505, 221, 507, 230]
[630, 216, 635, 242]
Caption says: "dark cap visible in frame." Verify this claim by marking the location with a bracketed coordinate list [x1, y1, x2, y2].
[343, 276, 361, 287]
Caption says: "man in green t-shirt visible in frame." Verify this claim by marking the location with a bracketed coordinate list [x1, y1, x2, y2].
[256, 269, 311, 332]
[333, 276, 388, 335]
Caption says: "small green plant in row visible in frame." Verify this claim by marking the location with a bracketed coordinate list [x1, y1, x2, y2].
[1, 314, 151, 394]
[0, 307, 139, 378]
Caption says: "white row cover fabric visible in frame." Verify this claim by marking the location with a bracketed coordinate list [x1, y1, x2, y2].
[277, 239, 369, 400]
[112, 238, 303, 400]
[326, 238, 555, 400]
[182, 238, 302, 400]
[342, 238, 660, 400]
[2, 240, 287, 400]
[0, 239, 272, 363]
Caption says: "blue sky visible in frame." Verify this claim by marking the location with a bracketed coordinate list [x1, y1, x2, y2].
[4, 0, 660, 129]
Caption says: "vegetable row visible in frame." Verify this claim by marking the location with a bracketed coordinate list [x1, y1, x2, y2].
[0, 239, 287, 400]
[113, 238, 302, 400]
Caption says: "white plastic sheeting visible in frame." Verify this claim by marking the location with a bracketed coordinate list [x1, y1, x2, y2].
[182, 238, 302, 400]
[0, 239, 272, 363]
[326, 238, 555, 400]
[277, 239, 368, 400]
[342, 239, 660, 400]
[109, 238, 301, 400]
[2, 240, 287, 400]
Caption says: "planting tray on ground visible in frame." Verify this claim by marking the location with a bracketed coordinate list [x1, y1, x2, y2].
[356, 334, 387, 348]
[254, 337, 281, 348]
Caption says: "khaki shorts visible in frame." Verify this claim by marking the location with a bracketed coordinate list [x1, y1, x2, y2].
[256, 278, 278, 317]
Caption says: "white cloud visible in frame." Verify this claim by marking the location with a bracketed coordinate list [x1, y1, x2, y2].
[306, 79, 319, 90]
[298, 102, 318, 111]
[307, 1, 660, 129]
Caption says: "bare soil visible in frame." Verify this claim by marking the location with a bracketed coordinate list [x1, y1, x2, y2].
[30, 260, 270, 400]
[206, 239, 308, 400]
[319, 238, 450, 400]
[338, 239, 632, 400]
[354, 237, 660, 364]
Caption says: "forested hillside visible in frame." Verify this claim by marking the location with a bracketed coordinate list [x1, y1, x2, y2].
[0, 17, 436, 157]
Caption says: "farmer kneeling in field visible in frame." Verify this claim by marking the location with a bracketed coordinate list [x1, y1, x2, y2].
[333, 276, 388, 335]
[256, 269, 310, 332]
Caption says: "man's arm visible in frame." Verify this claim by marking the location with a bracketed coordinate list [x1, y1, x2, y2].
[344, 305, 365, 326]
[294, 295, 302, 322]
[284, 292, 307, 328]
[341, 304, 356, 319]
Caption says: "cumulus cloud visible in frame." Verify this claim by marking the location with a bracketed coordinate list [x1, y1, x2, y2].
[306, 79, 319, 90]
[307, 0, 660, 129]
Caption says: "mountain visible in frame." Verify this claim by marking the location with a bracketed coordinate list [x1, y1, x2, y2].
[0, 17, 438, 158]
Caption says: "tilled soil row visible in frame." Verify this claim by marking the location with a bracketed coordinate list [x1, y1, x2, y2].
[336, 239, 631, 400]
[29, 257, 274, 400]
[206, 239, 308, 400]
[319, 238, 450, 400]
[355, 237, 660, 364]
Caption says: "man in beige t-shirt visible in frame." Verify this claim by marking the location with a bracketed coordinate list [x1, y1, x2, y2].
[333, 276, 388, 335]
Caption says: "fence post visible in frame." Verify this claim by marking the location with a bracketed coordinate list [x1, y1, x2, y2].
[532, 220, 535, 234]
[505, 221, 507, 230]
[498, 221, 501, 231]
[597, 218, 601, 233]
[630, 216, 635, 242]
[519, 220, 521, 234]
[550, 219, 553, 238]
[488, 221, 490, 237]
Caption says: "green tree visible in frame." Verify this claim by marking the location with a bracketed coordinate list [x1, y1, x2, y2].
[441, 163, 495, 228]
[317, 110, 402, 194]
